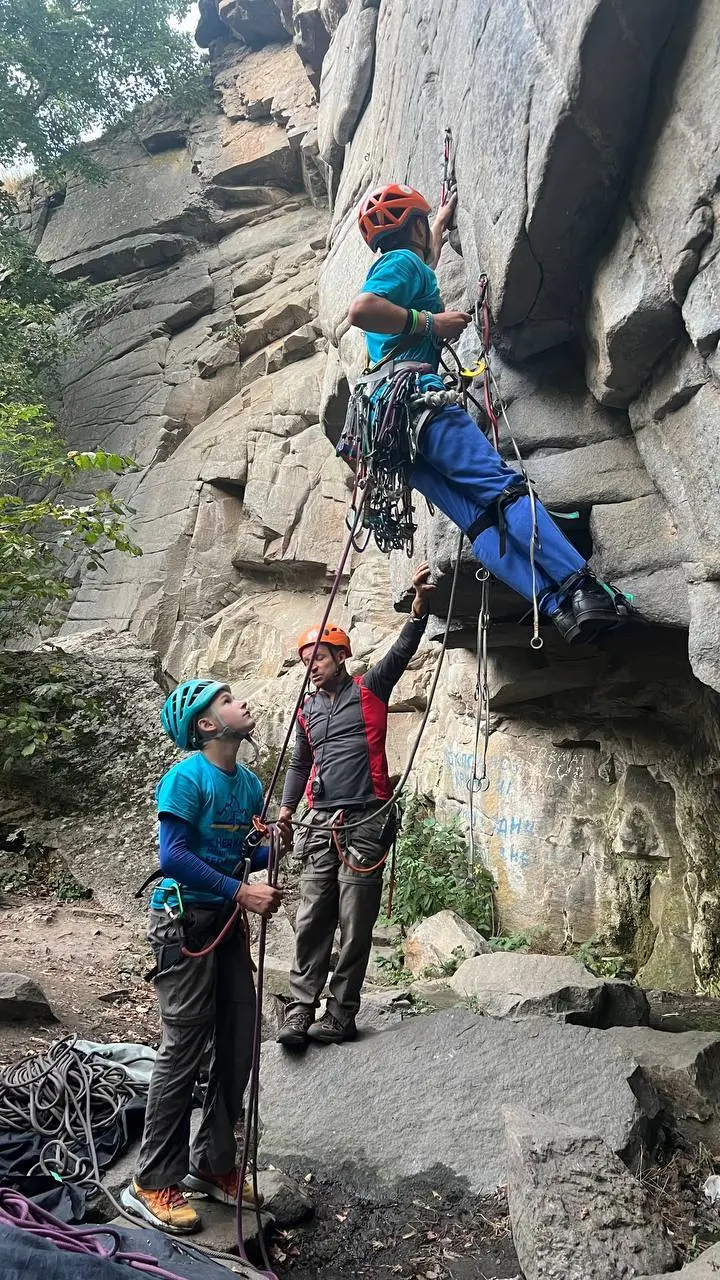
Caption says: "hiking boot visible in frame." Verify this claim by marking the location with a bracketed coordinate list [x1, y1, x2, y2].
[277, 1005, 315, 1048]
[185, 1167, 262, 1207]
[121, 1178, 200, 1235]
[306, 1011, 357, 1044]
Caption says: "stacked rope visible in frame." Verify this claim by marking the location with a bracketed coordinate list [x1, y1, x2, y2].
[0, 1035, 146, 1187]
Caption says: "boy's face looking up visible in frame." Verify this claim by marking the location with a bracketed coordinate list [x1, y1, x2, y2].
[197, 688, 255, 740]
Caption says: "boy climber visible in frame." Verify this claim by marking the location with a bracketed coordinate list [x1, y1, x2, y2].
[346, 184, 632, 644]
[122, 679, 283, 1235]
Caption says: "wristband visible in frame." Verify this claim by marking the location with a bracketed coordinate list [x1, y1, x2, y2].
[423, 311, 433, 338]
[402, 308, 414, 335]
[410, 308, 420, 334]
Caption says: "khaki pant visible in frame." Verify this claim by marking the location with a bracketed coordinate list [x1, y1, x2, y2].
[287, 806, 387, 1025]
[136, 906, 255, 1189]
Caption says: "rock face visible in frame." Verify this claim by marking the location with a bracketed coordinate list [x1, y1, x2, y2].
[258, 1009, 653, 1193]
[638, 1243, 720, 1280]
[504, 1107, 675, 1280]
[606, 1026, 720, 1153]
[10, 0, 720, 994]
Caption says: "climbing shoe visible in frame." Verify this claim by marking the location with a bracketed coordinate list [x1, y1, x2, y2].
[552, 574, 632, 645]
[121, 1178, 201, 1235]
[548, 597, 581, 645]
[570, 577, 633, 642]
[306, 1011, 357, 1044]
[276, 1005, 315, 1048]
[185, 1167, 263, 1207]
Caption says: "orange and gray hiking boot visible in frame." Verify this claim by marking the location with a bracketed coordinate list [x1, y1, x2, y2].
[185, 1167, 263, 1207]
[120, 1178, 200, 1234]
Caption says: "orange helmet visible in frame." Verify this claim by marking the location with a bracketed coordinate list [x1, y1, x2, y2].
[358, 183, 431, 251]
[297, 623, 352, 659]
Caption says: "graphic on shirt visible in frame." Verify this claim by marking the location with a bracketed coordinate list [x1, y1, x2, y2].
[151, 753, 262, 909]
[209, 792, 252, 832]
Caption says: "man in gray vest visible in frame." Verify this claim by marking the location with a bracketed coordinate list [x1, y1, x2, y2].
[276, 564, 434, 1046]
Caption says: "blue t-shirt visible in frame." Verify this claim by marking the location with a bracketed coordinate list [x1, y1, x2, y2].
[361, 249, 444, 389]
[151, 753, 264, 910]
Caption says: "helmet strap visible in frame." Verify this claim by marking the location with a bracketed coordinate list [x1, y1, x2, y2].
[213, 709, 252, 743]
[194, 709, 251, 748]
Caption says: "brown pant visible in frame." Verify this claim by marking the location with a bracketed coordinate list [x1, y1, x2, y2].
[287, 806, 387, 1025]
[136, 907, 255, 1189]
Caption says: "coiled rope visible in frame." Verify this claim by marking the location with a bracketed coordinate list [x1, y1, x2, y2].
[0, 1035, 147, 1188]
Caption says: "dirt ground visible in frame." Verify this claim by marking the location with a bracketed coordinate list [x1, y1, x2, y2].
[0, 891, 157, 1064]
[269, 1173, 519, 1280]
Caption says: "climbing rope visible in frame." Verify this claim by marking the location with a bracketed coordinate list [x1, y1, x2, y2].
[467, 568, 492, 868]
[236, 826, 283, 1277]
[0, 1036, 147, 1189]
[0, 1187, 256, 1279]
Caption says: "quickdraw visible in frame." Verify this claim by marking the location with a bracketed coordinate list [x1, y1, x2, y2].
[440, 125, 456, 211]
[339, 361, 436, 556]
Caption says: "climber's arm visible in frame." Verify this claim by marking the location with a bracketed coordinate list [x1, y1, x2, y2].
[347, 293, 408, 334]
[427, 193, 457, 269]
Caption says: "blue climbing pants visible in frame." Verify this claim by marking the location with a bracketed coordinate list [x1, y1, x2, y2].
[410, 406, 586, 613]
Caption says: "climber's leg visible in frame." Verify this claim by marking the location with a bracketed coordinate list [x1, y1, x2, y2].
[411, 405, 585, 609]
[411, 406, 632, 639]
[410, 458, 558, 605]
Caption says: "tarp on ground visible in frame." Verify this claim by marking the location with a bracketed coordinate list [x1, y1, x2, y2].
[0, 1220, 248, 1279]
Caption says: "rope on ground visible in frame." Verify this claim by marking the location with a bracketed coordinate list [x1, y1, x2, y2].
[0, 1035, 147, 1188]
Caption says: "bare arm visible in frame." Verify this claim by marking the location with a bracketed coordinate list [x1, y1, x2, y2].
[348, 292, 471, 342]
[347, 292, 408, 333]
[427, 192, 457, 269]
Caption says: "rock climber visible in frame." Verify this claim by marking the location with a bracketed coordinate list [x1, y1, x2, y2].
[275, 563, 435, 1047]
[345, 183, 632, 644]
[122, 679, 283, 1235]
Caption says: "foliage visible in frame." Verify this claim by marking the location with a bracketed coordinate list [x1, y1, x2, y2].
[373, 945, 413, 987]
[389, 795, 496, 936]
[417, 946, 467, 981]
[487, 930, 538, 952]
[572, 936, 625, 978]
[0, 829, 91, 900]
[487, 928, 556, 953]
[0, 0, 204, 179]
[0, 652, 106, 769]
[0, 193, 142, 646]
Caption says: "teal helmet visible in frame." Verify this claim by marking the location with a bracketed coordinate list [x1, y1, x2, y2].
[161, 679, 229, 750]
